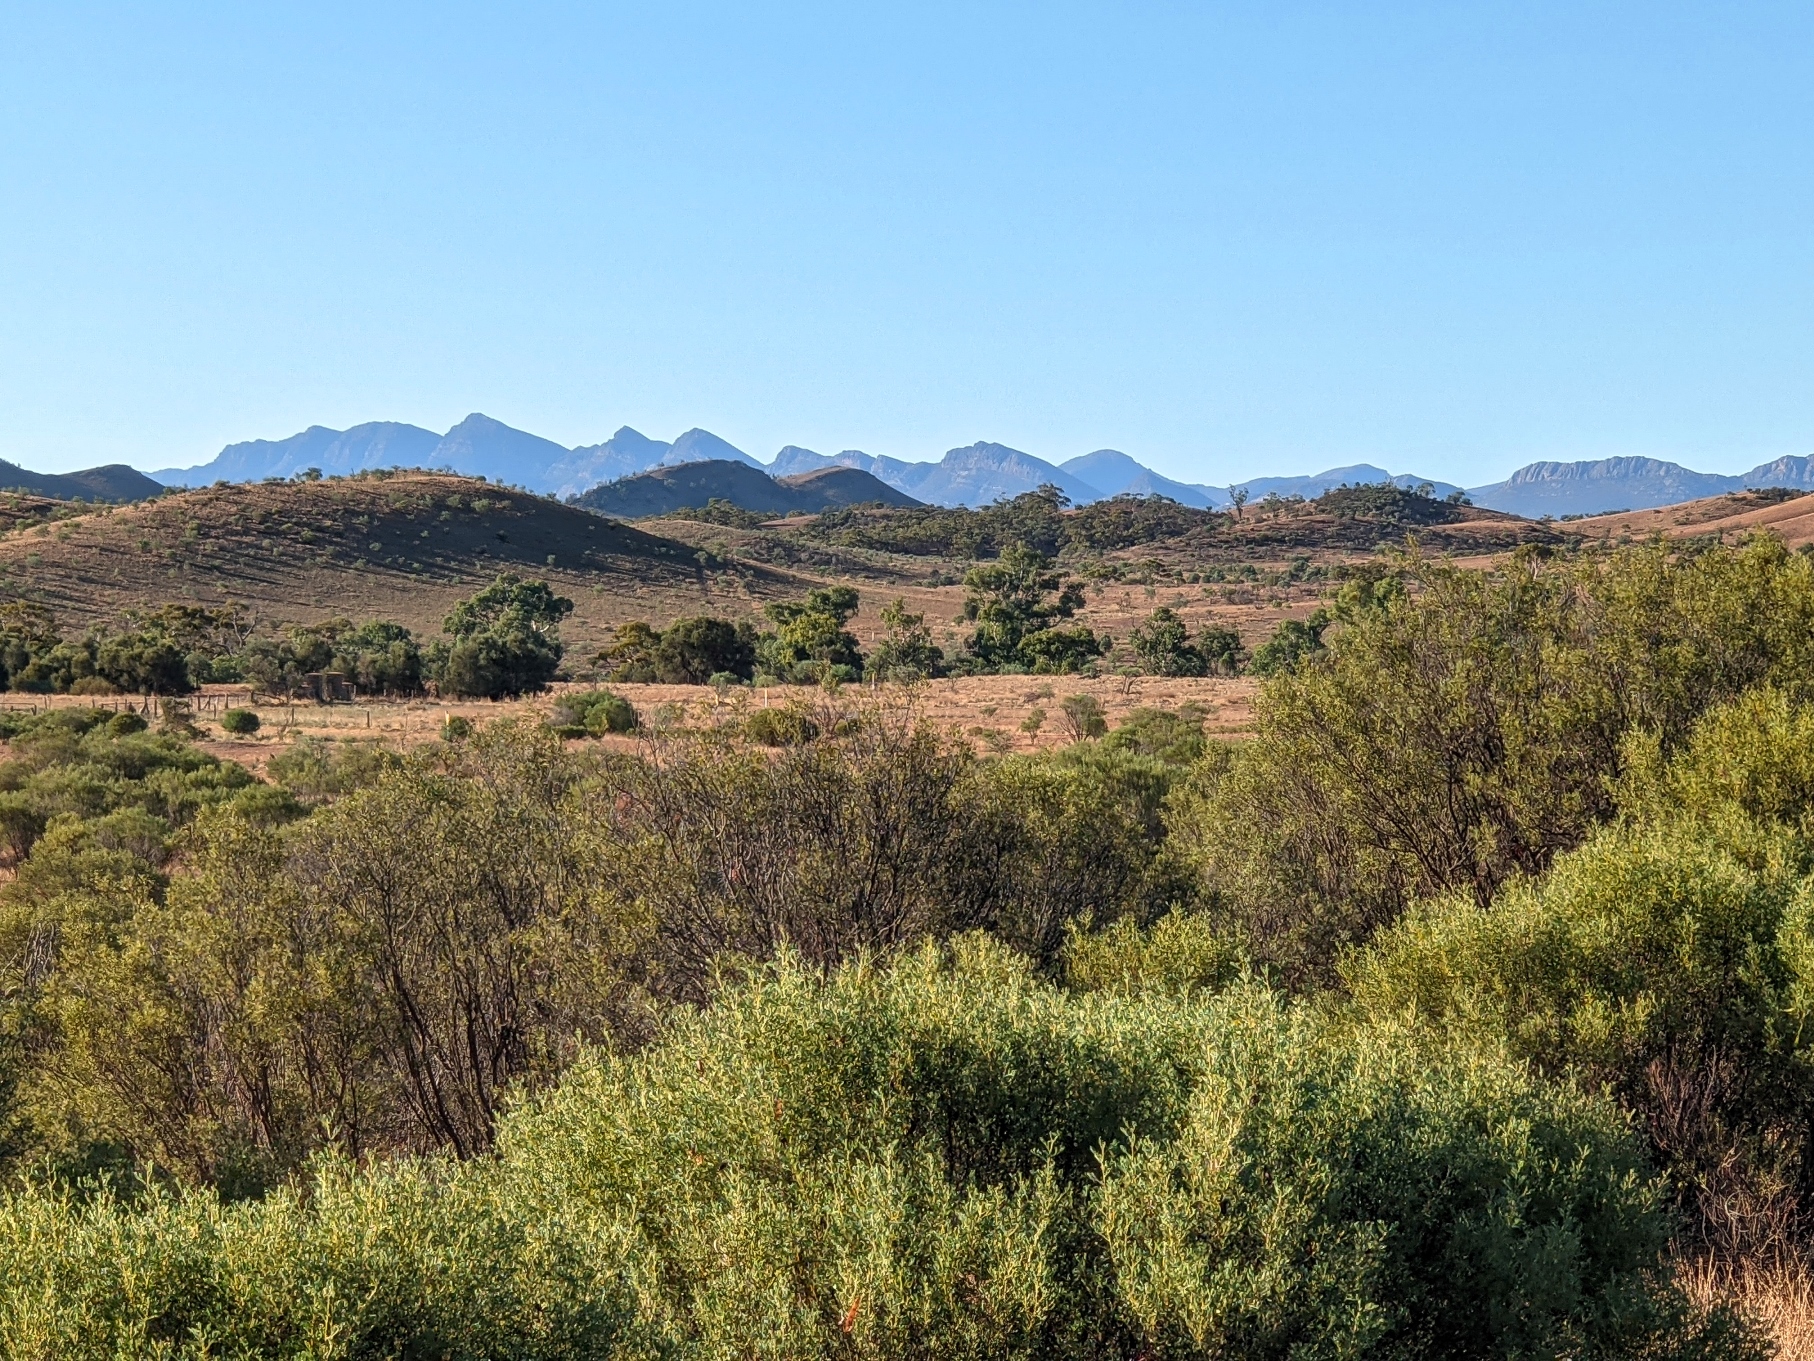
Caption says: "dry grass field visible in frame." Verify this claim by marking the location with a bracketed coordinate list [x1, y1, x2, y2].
[0, 674, 1259, 777]
[1680, 1256, 1814, 1360]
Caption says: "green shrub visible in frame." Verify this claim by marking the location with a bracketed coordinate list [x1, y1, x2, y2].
[549, 689, 636, 737]
[219, 707, 259, 735]
[1063, 912, 1244, 997]
[1102, 705, 1207, 765]
[104, 711, 146, 737]
[268, 736, 402, 800]
[1344, 820, 1811, 1255]
[1174, 540, 1814, 983]
[746, 704, 819, 746]
[0, 944, 1747, 1359]
[441, 715, 473, 742]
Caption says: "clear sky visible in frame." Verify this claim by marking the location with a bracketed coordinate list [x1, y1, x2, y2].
[3, 2, 1811, 486]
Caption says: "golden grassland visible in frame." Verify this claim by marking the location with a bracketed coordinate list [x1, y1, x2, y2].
[0, 675, 1260, 776]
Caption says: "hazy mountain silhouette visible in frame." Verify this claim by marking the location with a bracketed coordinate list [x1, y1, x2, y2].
[1061, 450, 1226, 508]
[0, 459, 164, 502]
[143, 413, 1814, 520]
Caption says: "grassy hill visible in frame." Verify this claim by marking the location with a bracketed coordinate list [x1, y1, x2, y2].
[0, 471, 807, 655]
[0, 458, 164, 502]
[1562, 487, 1814, 547]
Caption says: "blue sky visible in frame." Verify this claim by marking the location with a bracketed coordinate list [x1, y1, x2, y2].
[2, 2, 1811, 486]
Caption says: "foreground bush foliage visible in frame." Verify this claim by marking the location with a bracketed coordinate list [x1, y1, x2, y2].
[0, 944, 1751, 1360]
[1175, 538, 1814, 981]
[0, 714, 1191, 1183]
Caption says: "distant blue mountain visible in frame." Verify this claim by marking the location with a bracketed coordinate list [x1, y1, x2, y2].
[1061, 449, 1227, 508]
[1233, 463, 1464, 503]
[764, 442, 1100, 507]
[895, 442, 1101, 507]
[150, 414, 1814, 522]
[543, 426, 673, 499]
[1463, 455, 1814, 517]
[153, 421, 442, 486]
[768, 445, 923, 485]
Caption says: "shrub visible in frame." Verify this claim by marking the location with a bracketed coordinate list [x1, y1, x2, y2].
[1173, 541, 1814, 982]
[745, 704, 819, 747]
[1102, 705, 1207, 765]
[550, 689, 636, 737]
[0, 944, 1748, 1359]
[1058, 694, 1106, 742]
[441, 715, 474, 742]
[867, 598, 943, 679]
[219, 707, 260, 735]
[1130, 606, 1208, 676]
[1344, 820, 1811, 1257]
[1063, 912, 1244, 997]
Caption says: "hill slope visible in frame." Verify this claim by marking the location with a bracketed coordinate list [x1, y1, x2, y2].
[0, 459, 164, 502]
[0, 472, 801, 655]
[572, 459, 920, 517]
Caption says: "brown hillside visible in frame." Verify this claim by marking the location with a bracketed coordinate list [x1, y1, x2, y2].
[0, 472, 808, 654]
[1563, 488, 1814, 548]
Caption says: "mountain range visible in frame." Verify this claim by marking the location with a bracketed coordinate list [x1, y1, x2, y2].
[146, 414, 1814, 519]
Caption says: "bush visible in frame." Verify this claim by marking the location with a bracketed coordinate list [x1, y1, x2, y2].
[1063, 912, 1244, 997]
[1058, 694, 1106, 742]
[1344, 819, 1811, 1257]
[105, 711, 146, 737]
[550, 689, 636, 737]
[1102, 705, 1207, 765]
[441, 715, 473, 742]
[1173, 541, 1814, 982]
[0, 944, 1747, 1358]
[745, 705, 820, 747]
[219, 707, 259, 735]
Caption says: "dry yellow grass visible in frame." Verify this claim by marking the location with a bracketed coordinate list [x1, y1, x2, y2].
[1680, 1255, 1814, 1358]
[0, 675, 1259, 777]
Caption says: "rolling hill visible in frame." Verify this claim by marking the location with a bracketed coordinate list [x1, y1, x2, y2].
[0, 471, 805, 656]
[572, 459, 921, 518]
[1556, 488, 1814, 548]
[0, 458, 164, 502]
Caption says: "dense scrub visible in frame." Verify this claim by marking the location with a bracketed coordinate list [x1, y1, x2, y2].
[0, 710, 1189, 1186]
[0, 944, 1749, 1359]
[1176, 538, 1814, 979]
